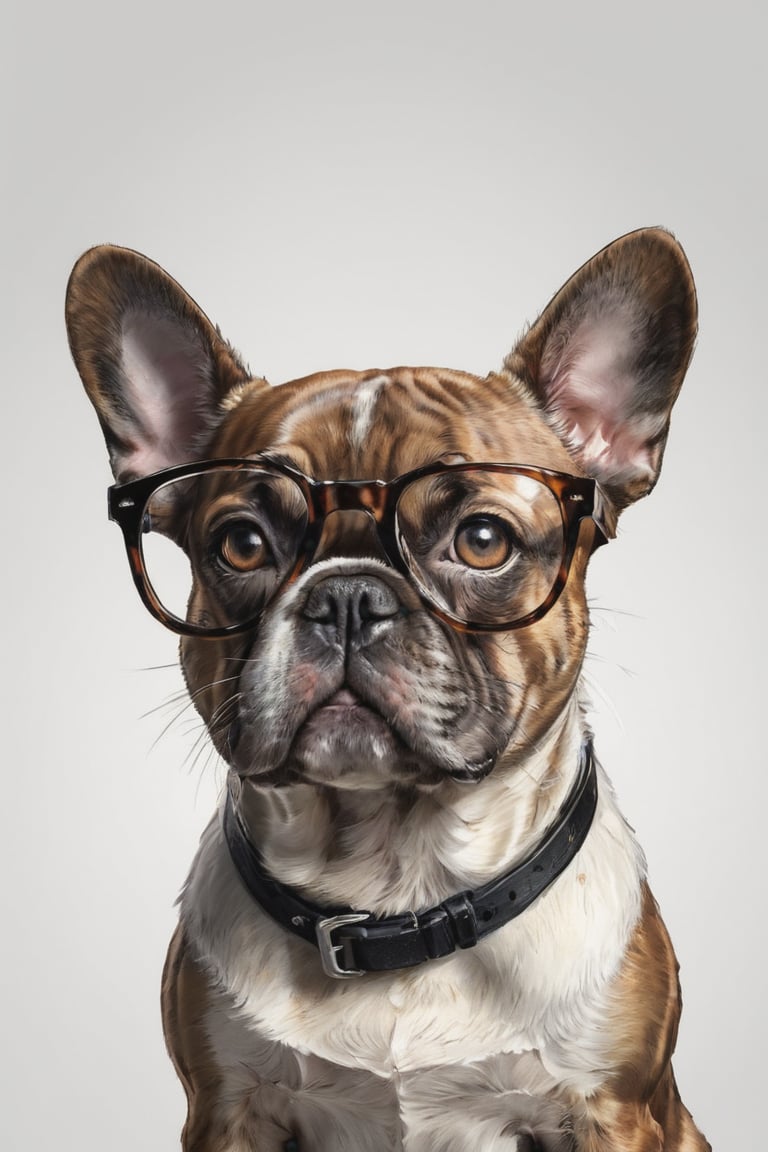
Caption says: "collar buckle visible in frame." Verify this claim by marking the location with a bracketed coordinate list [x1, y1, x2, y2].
[316, 912, 370, 978]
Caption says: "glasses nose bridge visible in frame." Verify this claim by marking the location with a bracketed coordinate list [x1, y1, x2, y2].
[302, 479, 395, 569]
[311, 478, 390, 523]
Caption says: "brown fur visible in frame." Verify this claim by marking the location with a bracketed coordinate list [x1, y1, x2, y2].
[572, 886, 706, 1150]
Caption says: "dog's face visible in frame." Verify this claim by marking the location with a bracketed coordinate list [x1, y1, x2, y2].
[183, 367, 595, 791]
[66, 231, 696, 793]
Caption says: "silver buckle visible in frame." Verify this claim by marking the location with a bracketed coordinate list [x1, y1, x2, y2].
[316, 912, 370, 979]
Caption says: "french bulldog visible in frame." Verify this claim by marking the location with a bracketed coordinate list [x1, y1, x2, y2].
[66, 228, 709, 1151]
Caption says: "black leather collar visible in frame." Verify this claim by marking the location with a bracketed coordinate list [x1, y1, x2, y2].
[223, 742, 598, 978]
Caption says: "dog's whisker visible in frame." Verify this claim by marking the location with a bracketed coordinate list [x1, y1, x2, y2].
[172, 693, 242, 786]
[140, 689, 195, 720]
[587, 598, 643, 615]
[126, 661, 184, 673]
[143, 675, 242, 739]
[584, 647, 639, 679]
[179, 723, 229, 800]
[146, 698, 204, 754]
[183, 728, 216, 775]
[141, 672, 241, 764]
[208, 692, 242, 731]
[581, 668, 627, 734]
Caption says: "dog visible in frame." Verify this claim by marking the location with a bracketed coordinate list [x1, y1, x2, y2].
[66, 228, 710, 1151]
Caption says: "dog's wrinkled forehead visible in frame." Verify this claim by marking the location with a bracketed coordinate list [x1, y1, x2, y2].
[211, 366, 580, 480]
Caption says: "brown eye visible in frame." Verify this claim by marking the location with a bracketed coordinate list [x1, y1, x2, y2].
[217, 521, 271, 572]
[454, 518, 512, 570]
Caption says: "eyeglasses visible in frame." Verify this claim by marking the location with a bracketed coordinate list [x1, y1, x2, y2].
[108, 457, 613, 637]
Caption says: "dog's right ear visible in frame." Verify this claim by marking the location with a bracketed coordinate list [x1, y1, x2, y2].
[66, 246, 258, 481]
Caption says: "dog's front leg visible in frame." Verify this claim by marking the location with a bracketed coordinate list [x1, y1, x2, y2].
[577, 1090, 709, 1152]
[577, 1102, 664, 1152]
[162, 926, 297, 1152]
[568, 887, 710, 1152]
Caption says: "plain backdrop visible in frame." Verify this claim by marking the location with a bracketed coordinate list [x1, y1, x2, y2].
[3, 2, 764, 1148]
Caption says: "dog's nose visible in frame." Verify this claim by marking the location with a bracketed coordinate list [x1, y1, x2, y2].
[302, 575, 401, 647]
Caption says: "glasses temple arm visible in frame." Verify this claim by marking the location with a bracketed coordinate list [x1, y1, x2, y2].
[590, 484, 618, 548]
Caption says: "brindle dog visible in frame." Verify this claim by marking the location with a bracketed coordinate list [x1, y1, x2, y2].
[67, 229, 709, 1151]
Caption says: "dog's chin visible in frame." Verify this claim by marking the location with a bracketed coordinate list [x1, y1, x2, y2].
[288, 693, 436, 791]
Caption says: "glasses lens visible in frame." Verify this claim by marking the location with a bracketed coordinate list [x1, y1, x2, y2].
[395, 469, 566, 626]
[140, 467, 308, 630]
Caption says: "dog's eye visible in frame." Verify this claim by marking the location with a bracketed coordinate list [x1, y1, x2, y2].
[216, 521, 272, 573]
[453, 517, 512, 570]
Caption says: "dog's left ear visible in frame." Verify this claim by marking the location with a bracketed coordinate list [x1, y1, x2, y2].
[503, 228, 697, 511]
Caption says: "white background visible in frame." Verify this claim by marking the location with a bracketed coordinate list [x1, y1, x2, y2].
[3, 2, 764, 1148]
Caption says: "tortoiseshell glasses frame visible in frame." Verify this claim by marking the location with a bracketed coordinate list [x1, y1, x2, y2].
[108, 456, 613, 638]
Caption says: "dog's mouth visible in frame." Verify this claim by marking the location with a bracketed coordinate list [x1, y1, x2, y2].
[315, 686, 371, 712]
[286, 684, 433, 790]
[303, 685, 392, 747]
[228, 678, 499, 791]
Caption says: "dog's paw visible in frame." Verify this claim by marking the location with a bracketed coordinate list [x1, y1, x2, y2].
[512, 1138, 539, 1152]
[502, 1125, 575, 1152]
[402, 1088, 574, 1152]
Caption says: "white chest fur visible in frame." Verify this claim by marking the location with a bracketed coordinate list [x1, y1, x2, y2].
[181, 768, 644, 1150]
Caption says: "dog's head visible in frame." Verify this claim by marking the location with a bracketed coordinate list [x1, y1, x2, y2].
[66, 230, 696, 793]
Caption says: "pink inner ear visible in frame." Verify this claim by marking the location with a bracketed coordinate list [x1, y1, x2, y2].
[119, 311, 214, 476]
[540, 309, 666, 488]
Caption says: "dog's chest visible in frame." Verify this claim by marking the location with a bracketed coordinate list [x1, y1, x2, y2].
[206, 941, 554, 1077]
[203, 970, 571, 1152]
[185, 788, 644, 1149]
